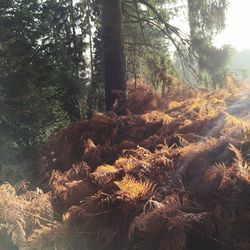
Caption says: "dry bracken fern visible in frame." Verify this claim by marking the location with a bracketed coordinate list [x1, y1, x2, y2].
[114, 175, 154, 200]
[0, 183, 55, 248]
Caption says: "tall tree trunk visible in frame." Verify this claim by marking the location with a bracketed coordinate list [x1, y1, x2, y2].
[101, 0, 126, 115]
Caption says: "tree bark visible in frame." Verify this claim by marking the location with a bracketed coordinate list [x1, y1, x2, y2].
[101, 0, 127, 115]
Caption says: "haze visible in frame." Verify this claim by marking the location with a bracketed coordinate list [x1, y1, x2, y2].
[214, 0, 250, 50]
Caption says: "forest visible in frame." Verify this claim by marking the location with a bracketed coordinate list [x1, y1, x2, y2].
[1, 0, 250, 249]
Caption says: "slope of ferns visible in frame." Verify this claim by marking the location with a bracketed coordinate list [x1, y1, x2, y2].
[2, 82, 250, 249]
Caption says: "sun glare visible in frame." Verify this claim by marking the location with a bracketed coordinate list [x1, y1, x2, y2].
[214, 0, 250, 50]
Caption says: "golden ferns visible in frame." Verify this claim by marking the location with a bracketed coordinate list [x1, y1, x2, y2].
[114, 175, 154, 200]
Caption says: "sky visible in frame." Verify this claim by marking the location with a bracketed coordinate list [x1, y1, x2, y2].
[169, 0, 250, 52]
[214, 0, 250, 51]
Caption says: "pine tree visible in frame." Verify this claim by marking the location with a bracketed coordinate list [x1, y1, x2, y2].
[101, 0, 127, 115]
[0, 0, 71, 164]
[187, 0, 230, 87]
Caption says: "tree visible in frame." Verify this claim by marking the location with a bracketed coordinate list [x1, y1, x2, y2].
[123, 0, 178, 93]
[41, 0, 87, 120]
[101, 0, 127, 115]
[187, 0, 229, 87]
[83, 0, 105, 117]
[0, 0, 231, 168]
[0, 0, 88, 165]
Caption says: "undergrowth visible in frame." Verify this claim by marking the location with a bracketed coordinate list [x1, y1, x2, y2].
[2, 82, 250, 249]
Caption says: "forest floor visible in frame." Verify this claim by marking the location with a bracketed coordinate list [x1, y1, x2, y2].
[1, 81, 250, 250]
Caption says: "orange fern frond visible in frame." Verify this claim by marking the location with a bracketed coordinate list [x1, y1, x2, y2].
[114, 175, 154, 200]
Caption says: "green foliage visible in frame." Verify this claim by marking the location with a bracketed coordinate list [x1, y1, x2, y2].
[188, 0, 228, 37]
[123, 0, 178, 92]
[196, 41, 233, 87]
[85, 0, 105, 116]
[187, 0, 229, 87]
[0, 0, 88, 165]
[0, 0, 230, 170]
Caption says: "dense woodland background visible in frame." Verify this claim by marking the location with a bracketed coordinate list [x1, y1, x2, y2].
[0, 0, 249, 174]
[0, 0, 246, 178]
[3, 1, 250, 250]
